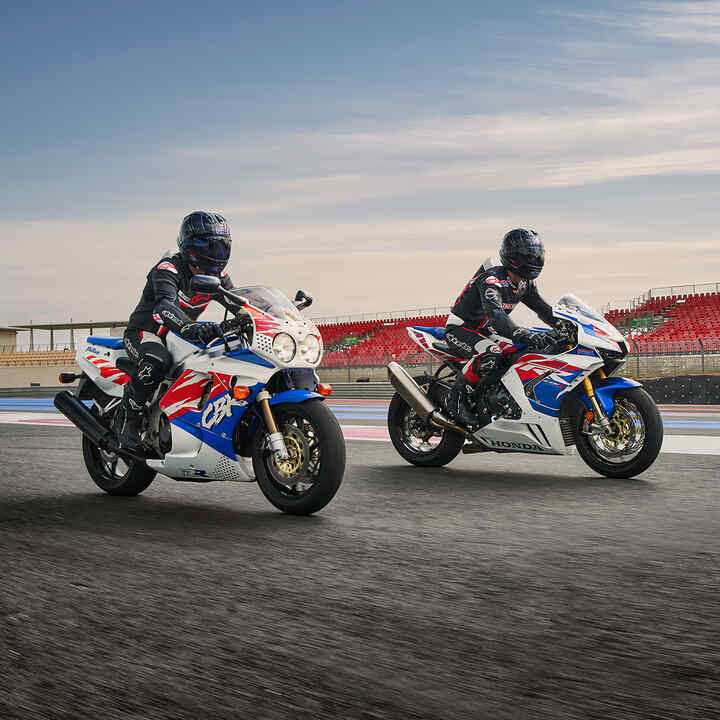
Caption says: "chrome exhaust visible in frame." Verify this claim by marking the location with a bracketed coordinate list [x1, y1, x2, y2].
[387, 362, 474, 439]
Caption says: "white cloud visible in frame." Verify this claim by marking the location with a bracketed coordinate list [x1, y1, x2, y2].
[5, 1, 720, 326]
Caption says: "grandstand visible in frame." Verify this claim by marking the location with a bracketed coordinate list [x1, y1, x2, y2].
[0, 350, 76, 367]
[320, 314, 445, 369]
[605, 288, 720, 353]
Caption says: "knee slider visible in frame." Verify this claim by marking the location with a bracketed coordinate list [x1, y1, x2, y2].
[134, 352, 169, 387]
[471, 353, 498, 376]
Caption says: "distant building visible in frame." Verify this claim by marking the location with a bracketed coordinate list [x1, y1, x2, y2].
[0, 327, 17, 351]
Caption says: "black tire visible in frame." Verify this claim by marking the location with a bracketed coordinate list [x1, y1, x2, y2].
[82, 407, 156, 496]
[252, 400, 345, 515]
[573, 387, 663, 479]
[387, 378, 465, 467]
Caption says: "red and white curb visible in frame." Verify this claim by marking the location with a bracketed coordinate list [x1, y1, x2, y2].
[0, 412, 717, 455]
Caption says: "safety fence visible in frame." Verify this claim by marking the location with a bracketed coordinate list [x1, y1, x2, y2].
[605, 281, 720, 311]
[318, 337, 720, 382]
[1, 337, 719, 380]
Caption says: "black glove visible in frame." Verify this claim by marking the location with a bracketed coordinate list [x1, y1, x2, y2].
[513, 327, 556, 352]
[221, 313, 253, 335]
[182, 322, 223, 345]
[527, 331, 558, 353]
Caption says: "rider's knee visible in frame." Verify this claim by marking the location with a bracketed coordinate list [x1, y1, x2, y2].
[134, 351, 170, 388]
[463, 352, 500, 385]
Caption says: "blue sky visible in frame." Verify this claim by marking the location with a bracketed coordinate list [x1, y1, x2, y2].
[2, 0, 719, 330]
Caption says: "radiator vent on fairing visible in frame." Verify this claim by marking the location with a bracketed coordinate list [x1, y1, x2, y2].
[559, 417, 575, 447]
[255, 333, 274, 355]
[213, 456, 245, 482]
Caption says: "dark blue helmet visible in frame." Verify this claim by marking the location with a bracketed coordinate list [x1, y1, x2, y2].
[499, 228, 545, 280]
[177, 210, 231, 276]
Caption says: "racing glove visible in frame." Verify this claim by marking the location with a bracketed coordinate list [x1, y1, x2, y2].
[513, 328, 557, 353]
[527, 331, 558, 353]
[220, 313, 253, 335]
[182, 322, 223, 345]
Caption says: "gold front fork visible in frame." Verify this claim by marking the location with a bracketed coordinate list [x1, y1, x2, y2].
[256, 390, 289, 460]
[583, 377, 611, 429]
[566, 340, 610, 429]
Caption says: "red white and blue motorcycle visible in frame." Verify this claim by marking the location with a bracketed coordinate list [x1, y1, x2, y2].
[387, 295, 663, 478]
[55, 278, 345, 514]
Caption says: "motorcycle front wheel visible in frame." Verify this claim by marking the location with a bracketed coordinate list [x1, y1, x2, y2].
[573, 388, 663, 479]
[251, 400, 346, 515]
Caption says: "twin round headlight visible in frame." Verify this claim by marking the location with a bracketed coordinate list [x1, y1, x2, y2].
[299, 334, 322, 364]
[271, 333, 322, 364]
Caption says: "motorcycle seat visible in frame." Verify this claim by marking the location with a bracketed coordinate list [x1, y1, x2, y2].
[413, 326, 445, 340]
[86, 336, 124, 350]
[432, 341, 453, 353]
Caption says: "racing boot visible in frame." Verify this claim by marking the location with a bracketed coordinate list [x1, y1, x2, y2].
[441, 375, 477, 428]
[118, 392, 145, 454]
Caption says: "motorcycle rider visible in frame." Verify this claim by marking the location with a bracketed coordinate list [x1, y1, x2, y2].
[118, 211, 235, 452]
[442, 228, 558, 427]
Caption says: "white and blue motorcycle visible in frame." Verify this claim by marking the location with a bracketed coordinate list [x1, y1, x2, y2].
[55, 277, 345, 515]
[387, 295, 663, 478]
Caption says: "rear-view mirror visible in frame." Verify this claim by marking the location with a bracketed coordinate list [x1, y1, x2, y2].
[190, 275, 221, 294]
[294, 290, 313, 310]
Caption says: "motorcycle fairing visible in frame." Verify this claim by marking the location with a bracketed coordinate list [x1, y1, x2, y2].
[579, 377, 642, 417]
[268, 388, 323, 406]
[510, 352, 594, 418]
[407, 327, 466, 363]
[78, 342, 132, 397]
[225, 348, 275, 368]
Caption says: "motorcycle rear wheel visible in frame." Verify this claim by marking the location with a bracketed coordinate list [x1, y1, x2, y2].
[252, 400, 345, 515]
[573, 388, 663, 479]
[387, 376, 465, 467]
[82, 407, 156, 496]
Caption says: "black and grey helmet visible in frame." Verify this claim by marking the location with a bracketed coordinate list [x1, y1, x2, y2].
[499, 228, 545, 280]
[177, 210, 231, 276]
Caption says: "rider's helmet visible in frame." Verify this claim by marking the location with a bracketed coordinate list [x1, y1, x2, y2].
[177, 211, 232, 276]
[499, 228, 545, 280]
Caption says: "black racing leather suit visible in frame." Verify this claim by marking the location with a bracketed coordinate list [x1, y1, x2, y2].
[123, 252, 234, 408]
[446, 257, 555, 385]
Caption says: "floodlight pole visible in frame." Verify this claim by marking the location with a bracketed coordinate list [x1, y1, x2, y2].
[698, 337, 705, 374]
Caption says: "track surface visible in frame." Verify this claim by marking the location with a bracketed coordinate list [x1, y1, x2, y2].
[1, 413, 719, 718]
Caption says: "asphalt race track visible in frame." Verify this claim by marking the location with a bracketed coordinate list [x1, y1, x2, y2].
[1, 399, 719, 719]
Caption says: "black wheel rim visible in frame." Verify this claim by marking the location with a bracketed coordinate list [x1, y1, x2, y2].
[95, 447, 133, 488]
[89, 405, 135, 488]
[397, 382, 446, 456]
[263, 415, 322, 497]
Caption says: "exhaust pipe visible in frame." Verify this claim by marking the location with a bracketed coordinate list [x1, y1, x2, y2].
[54, 391, 117, 451]
[387, 362, 474, 439]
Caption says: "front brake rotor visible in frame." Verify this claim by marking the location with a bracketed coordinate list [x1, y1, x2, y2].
[268, 426, 310, 486]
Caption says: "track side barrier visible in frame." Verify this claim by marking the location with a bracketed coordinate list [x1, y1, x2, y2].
[2, 376, 719, 403]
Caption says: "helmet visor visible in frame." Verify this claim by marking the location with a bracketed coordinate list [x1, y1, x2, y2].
[186, 236, 231, 275]
[186, 235, 231, 261]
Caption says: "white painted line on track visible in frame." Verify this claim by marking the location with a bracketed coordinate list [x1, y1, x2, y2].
[660, 435, 720, 455]
[0, 412, 718, 455]
[0, 412, 67, 426]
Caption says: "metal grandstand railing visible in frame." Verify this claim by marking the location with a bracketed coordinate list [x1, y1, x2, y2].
[311, 305, 448, 325]
[606, 281, 720, 311]
[317, 332, 720, 381]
